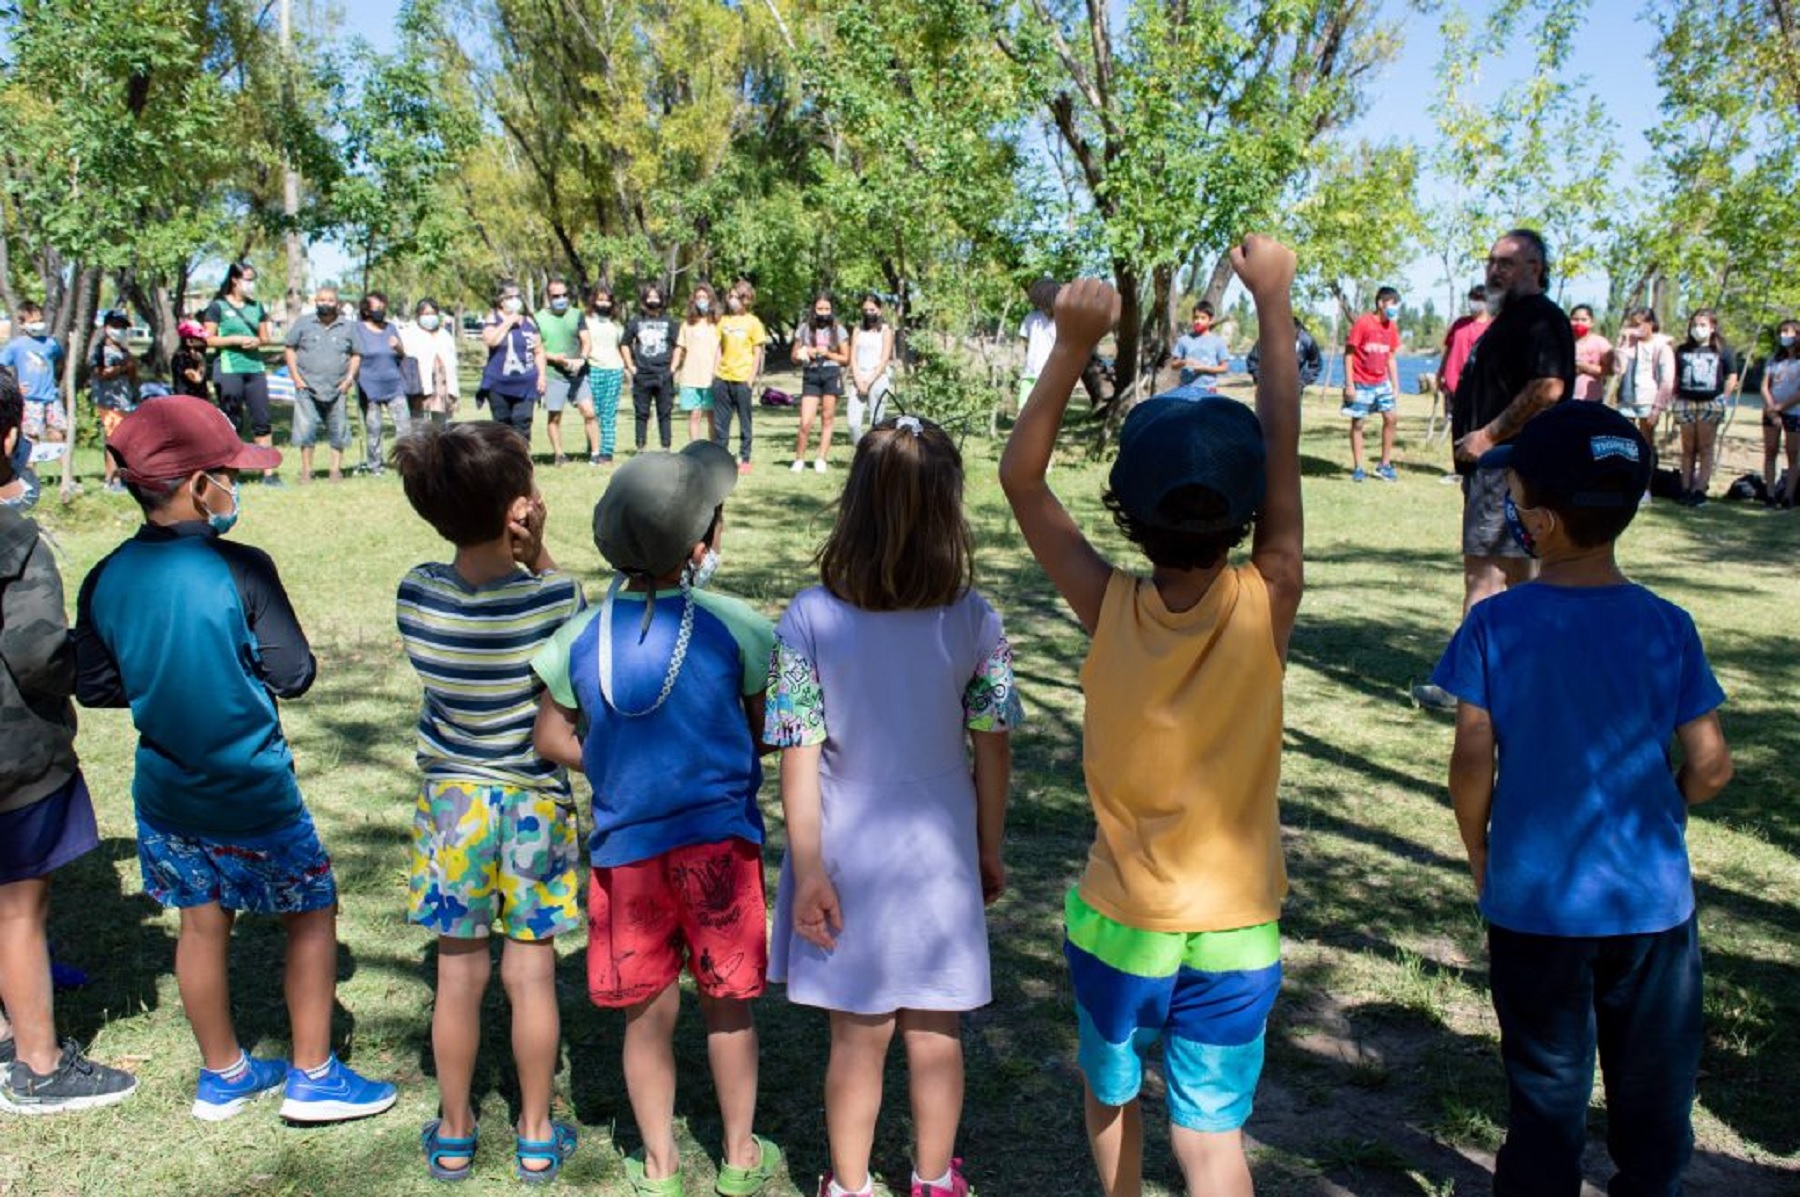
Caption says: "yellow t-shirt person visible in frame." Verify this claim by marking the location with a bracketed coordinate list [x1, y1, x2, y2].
[717, 314, 768, 383]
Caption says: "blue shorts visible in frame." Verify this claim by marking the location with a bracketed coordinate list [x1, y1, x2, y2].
[0, 774, 99, 885]
[137, 811, 337, 914]
[1341, 382, 1396, 419]
[1064, 889, 1281, 1132]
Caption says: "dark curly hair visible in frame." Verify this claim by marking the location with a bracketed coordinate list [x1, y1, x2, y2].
[1102, 482, 1251, 571]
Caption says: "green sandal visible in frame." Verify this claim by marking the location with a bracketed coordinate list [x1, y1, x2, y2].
[516, 1121, 578, 1184]
[716, 1135, 784, 1197]
[422, 1119, 479, 1182]
[623, 1150, 684, 1197]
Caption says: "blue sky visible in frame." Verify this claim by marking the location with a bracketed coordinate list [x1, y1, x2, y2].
[317, 0, 1659, 307]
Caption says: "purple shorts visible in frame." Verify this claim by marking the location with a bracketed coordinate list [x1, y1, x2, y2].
[0, 774, 99, 885]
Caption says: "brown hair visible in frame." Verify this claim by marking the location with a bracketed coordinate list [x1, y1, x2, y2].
[687, 282, 719, 324]
[816, 418, 974, 610]
[392, 422, 535, 546]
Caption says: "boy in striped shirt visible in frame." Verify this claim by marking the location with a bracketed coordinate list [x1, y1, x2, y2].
[393, 423, 586, 1182]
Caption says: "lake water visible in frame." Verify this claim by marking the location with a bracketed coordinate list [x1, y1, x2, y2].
[1229, 353, 1440, 393]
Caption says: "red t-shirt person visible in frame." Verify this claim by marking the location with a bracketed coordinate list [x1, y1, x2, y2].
[1347, 312, 1400, 387]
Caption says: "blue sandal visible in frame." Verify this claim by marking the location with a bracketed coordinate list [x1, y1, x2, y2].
[516, 1120, 578, 1184]
[422, 1118, 480, 1182]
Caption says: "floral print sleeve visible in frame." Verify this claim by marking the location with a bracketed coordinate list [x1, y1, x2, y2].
[764, 635, 827, 747]
[963, 635, 1025, 732]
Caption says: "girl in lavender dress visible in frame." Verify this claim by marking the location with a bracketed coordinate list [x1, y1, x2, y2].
[765, 415, 1023, 1197]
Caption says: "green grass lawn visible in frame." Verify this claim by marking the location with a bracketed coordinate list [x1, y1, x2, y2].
[6, 381, 1798, 1195]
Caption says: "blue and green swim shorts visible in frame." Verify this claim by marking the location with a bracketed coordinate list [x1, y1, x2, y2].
[1064, 887, 1281, 1132]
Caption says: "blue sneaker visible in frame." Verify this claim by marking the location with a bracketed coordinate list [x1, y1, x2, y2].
[279, 1054, 397, 1123]
[193, 1052, 288, 1121]
[1375, 462, 1398, 482]
[1351, 466, 1367, 483]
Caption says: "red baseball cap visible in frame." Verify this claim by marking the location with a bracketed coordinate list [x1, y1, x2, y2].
[106, 396, 282, 484]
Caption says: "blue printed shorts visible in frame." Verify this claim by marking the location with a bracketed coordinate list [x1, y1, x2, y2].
[137, 812, 337, 915]
[1064, 888, 1281, 1132]
[1341, 382, 1397, 419]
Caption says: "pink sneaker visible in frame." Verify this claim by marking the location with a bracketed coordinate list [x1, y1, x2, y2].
[911, 1160, 971, 1197]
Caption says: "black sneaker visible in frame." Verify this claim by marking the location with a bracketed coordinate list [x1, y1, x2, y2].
[1687, 489, 1708, 508]
[5, 1040, 137, 1115]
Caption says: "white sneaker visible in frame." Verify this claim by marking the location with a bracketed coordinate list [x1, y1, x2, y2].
[1639, 491, 1652, 507]
[791, 460, 805, 473]
[813, 458, 828, 473]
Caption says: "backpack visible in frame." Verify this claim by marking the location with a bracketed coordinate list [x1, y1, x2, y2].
[1724, 473, 1767, 502]
[759, 386, 794, 407]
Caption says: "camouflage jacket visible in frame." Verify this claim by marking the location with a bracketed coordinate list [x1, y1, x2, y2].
[0, 504, 78, 813]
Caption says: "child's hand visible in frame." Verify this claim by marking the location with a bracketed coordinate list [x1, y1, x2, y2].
[979, 849, 1005, 906]
[1229, 235, 1297, 299]
[508, 492, 548, 569]
[792, 870, 843, 950]
[1052, 279, 1120, 352]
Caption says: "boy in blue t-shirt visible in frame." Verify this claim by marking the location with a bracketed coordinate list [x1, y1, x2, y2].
[71, 396, 396, 1125]
[0, 302, 66, 443]
[1429, 401, 1733, 1196]
[532, 439, 783, 1197]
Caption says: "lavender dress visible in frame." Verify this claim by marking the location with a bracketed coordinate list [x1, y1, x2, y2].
[765, 586, 1023, 1014]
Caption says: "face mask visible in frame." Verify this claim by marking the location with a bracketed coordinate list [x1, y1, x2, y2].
[198, 473, 240, 535]
[595, 304, 613, 317]
[687, 547, 721, 590]
[1502, 494, 1539, 559]
[316, 303, 338, 322]
[550, 296, 570, 313]
[695, 297, 711, 314]
[107, 326, 129, 342]
[1782, 334, 1797, 348]
[1192, 320, 1209, 333]
[365, 308, 387, 325]
[863, 311, 880, 327]
[1468, 299, 1485, 315]
[1572, 322, 1592, 338]
[726, 297, 743, 314]
[239, 280, 256, 298]
[645, 298, 664, 311]
[502, 297, 523, 315]
[418, 313, 441, 332]
[1692, 325, 1712, 340]
[814, 312, 833, 327]
[21, 322, 46, 337]
[1382, 304, 1400, 320]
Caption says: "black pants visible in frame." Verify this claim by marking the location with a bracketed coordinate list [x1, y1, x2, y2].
[712, 379, 754, 462]
[1489, 916, 1701, 1197]
[633, 371, 674, 449]
[217, 372, 272, 439]
[486, 391, 536, 442]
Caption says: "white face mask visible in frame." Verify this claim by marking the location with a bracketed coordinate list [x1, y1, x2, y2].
[239, 279, 257, 298]
[107, 326, 129, 342]
[418, 314, 441, 332]
[21, 321, 46, 337]
[1692, 324, 1713, 340]
[502, 297, 523, 315]
[687, 548, 721, 590]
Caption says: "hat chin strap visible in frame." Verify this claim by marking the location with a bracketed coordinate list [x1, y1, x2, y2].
[596, 570, 695, 717]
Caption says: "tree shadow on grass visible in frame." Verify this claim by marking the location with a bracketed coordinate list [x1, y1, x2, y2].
[44, 835, 171, 1046]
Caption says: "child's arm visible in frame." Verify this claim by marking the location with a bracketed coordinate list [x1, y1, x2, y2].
[233, 549, 317, 699]
[1232, 236, 1304, 659]
[780, 744, 842, 949]
[532, 692, 584, 769]
[997, 280, 1120, 634]
[744, 692, 779, 757]
[1674, 711, 1732, 806]
[1448, 702, 1496, 892]
[971, 730, 1009, 905]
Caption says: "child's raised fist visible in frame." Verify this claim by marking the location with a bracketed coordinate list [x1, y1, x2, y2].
[1052, 279, 1121, 351]
[1229, 235, 1297, 299]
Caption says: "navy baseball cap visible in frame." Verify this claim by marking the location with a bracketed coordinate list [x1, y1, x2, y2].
[1109, 394, 1266, 531]
[1477, 401, 1651, 509]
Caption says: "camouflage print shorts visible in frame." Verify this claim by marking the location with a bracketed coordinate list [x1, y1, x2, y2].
[408, 780, 582, 941]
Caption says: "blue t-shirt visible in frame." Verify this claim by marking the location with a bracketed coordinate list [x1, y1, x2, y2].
[1431, 582, 1726, 937]
[1, 336, 63, 404]
[352, 321, 407, 401]
[1173, 332, 1229, 387]
[532, 587, 775, 868]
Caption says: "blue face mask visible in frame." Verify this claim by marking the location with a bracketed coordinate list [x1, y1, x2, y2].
[1502, 493, 1539, 558]
[1383, 304, 1400, 320]
[1782, 334, 1797, 348]
[200, 473, 240, 535]
[550, 297, 570, 314]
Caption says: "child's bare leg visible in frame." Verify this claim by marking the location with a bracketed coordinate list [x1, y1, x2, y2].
[281, 907, 336, 1070]
[0, 878, 57, 1074]
[1171, 1126, 1252, 1197]
[796, 397, 818, 460]
[624, 982, 683, 1179]
[582, 404, 600, 456]
[699, 992, 762, 1170]
[176, 903, 241, 1071]
[818, 395, 838, 459]
[1084, 1086, 1144, 1197]
[826, 1010, 897, 1190]
[432, 937, 489, 1161]
[689, 409, 704, 442]
[502, 938, 559, 1159]
[1380, 410, 1397, 468]
[899, 1009, 962, 1182]
[1349, 417, 1365, 471]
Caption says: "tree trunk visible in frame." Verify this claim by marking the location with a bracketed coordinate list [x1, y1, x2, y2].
[1200, 251, 1235, 309]
[1147, 262, 1176, 394]
[1110, 259, 1144, 407]
[0, 196, 19, 318]
[60, 264, 101, 497]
